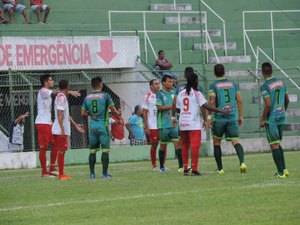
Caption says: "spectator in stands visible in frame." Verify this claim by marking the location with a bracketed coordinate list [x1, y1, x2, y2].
[125, 105, 146, 146]
[2, 0, 32, 24]
[154, 50, 179, 80]
[30, 0, 50, 24]
[8, 112, 29, 152]
[110, 107, 126, 145]
[0, 8, 9, 24]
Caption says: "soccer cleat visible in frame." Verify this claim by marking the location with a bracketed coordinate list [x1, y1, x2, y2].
[159, 168, 166, 173]
[188, 167, 192, 172]
[90, 172, 96, 179]
[101, 173, 112, 179]
[152, 165, 158, 171]
[178, 168, 184, 173]
[284, 169, 289, 177]
[191, 171, 202, 176]
[41, 173, 55, 178]
[58, 174, 71, 180]
[274, 173, 286, 179]
[214, 169, 225, 174]
[240, 163, 247, 173]
[183, 170, 190, 176]
[50, 170, 59, 176]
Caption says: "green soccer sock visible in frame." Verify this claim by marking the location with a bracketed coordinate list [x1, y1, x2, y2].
[272, 148, 284, 175]
[89, 153, 96, 174]
[159, 150, 164, 169]
[234, 143, 245, 165]
[175, 148, 183, 168]
[101, 152, 109, 175]
[279, 145, 286, 170]
[214, 145, 223, 171]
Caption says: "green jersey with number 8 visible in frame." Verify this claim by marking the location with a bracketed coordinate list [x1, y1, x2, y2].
[82, 91, 115, 127]
[260, 77, 287, 125]
[209, 77, 239, 121]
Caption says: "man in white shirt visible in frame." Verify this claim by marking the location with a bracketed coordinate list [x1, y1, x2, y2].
[142, 79, 160, 169]
[52, 79, 83, 180]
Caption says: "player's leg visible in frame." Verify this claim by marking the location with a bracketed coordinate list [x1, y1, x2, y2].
[55, 135, 70, 180]
[277, 125, 288, 176]
[226, 121, 246, 173]
[149, 129, 159, 169]
[100, 126, 111, 178]
[180, 130, 190, 174]
[190, 130, 201, 175]
[170, 127, 183, 172]
[212, 121, 225, 173]
[36, 124, 52, 177]
[158, 128, 168, 172]
[49, 125, 59, 175]
[88, 129, 100, 179]
[43, 5, 51, 24]
[265, 123, 285, 178]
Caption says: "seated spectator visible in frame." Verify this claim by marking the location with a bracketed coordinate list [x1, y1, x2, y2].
[0, 8, 9, 23]
[125, 105, 146, 146]
[2, 0, 32, 24]
[8, 112, 29, 152]
[30, 0, 50, 24]
[110, 107, 126, 145]
[154, 50, 179, 80]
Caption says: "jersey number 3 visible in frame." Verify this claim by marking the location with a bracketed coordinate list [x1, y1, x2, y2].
[224, 89, 230, 103]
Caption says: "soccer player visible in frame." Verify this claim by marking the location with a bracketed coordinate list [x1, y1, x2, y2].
[52, 80, 84, 180]
[260, 62, 289, 178]
[142, 79, 160, 169]
[156, 74, 183, 172]
[81, 77, 121, 179]
[36, 74, 80, 177]
[208, 64, 247, 174]
[176, 73, 229, 175]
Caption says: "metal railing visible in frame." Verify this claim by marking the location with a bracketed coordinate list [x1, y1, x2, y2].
[243, 10, 300, 61]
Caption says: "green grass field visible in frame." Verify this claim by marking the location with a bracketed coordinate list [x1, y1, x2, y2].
[0, 151, 299, 225]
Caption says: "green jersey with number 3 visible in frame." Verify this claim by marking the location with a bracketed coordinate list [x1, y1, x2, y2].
[209, 77, 239, 121]
[82, 91, 114, 127]
[260, 77, 287, 125]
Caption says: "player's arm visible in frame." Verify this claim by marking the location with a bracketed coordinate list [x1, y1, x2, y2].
[236, 92, 243, 126]
[15, 112, 29, 124]
[51, 90, 81, 98]
[57, 110, 65, 136]
[284, 94, 290, 110]
[109, 106, 122, 124]
[207, 91, 216, 128]
[156, 105, 172, 111]
[143, 108, 150, 135]
[81, 109, 90, 117]
[201, 107, 207, 129]
[201, 103, 228, 115]
[125, 122, 135, 139]
[69, 116, 84, 133]
[260, 97, 271, 128]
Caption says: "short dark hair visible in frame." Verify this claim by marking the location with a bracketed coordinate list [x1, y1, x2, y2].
[59, 79, 69, 90]
[134, 105, 141, 114]
[158, 50, 164, 55]
[149, 79, 158, 87]
[91, 76, 102, 89]
[40, 74, 52, 87]
[214, 64, 225, 77]
[184, 67, 194, 78]
[261, 62, 273, 75]
[162, 74, 173, 83]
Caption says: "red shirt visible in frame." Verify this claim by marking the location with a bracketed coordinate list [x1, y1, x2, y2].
[31, 0, 42, 5]
[110, 116, 124, 140]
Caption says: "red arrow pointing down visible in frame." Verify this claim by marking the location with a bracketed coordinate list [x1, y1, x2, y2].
[97, 40, 117, 64]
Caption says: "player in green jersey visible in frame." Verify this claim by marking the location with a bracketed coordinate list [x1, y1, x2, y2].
[260, 62, 290, 179]
[156, 74, 183, 172]
[81, 77, 121, 179]
[208, 64, 246, 174]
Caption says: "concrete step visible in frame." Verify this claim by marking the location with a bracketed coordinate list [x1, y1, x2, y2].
[284, 123, 300, 131]
[208, 55, 251, 64]
[252, 94, 298, 104]
[181, 30, 221, 37]
[239, 82, 258, 90]
[164, 16, 206, 24]
[150, 4, 192, 11]
[286, 109, 300, 117]
[194, 42, 236, 50]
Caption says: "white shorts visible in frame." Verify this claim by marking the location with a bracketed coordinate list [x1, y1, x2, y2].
[111, 137, 127, 146]
[31, 4, 48, 11]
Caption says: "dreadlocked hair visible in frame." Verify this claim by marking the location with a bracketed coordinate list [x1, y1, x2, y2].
[186, 73, 198, 95]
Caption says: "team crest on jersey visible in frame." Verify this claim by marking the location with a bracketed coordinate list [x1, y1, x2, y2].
[216, 82, 233, 89]
[268, 80, 283, 90]
[274, 106, 284, 116]
[223, 105, 234, 111]
[261, 90, 268, 96]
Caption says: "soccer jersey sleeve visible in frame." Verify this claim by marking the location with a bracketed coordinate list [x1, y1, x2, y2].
[56, 94, 67, 111]
[142, 93, 150, 110]
[106, 93, 115, 107]
[156, 91, 163, 106]
[40, 88, 52, 99]
[81, 97, 88, 111]
[209, 83, 216, 97]
[260, 83, 270, 99]
[234, 81, 240, 93]
[195, 90, 207, 107]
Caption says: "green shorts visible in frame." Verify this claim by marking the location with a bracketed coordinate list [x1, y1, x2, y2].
[159, 127, 179, 144]
[212, 120, 239, 141]
[89, 125, 110, 151]
[265, 123, 283, 144]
